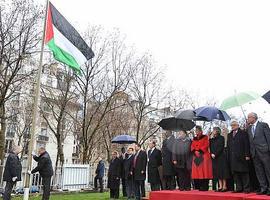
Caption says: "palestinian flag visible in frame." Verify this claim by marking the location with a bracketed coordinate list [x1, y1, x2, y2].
[45, 2, 94, 72]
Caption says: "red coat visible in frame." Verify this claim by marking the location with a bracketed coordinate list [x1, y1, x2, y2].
[191, 135, 213, 179]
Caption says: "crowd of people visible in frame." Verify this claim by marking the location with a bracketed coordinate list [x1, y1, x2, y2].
[95, 112, 270, 200]
[2, 112, 270, 200]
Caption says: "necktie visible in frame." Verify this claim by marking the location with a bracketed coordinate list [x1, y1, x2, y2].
[233, 130, 237, 137]
[133, 152, 138, 167]
[252, 125, 256, 137]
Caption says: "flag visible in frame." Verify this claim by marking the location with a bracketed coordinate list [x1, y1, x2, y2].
[45, 2, 94, 72]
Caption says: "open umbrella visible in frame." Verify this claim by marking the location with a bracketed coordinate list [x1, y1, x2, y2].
[220, 91, 261, 119]
[158, 117, 195, 131]
[220, 91, 260, 110]
[175, 109, 195, 120]
[262, 90, 270, 104]
[175, 109, 208, 121]
[111, 134, 136, 144]
[194, 106, 230, 121]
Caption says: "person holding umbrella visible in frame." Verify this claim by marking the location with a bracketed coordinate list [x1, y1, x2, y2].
[191, 125, 213, 191]
[172, 130, 192, 191]
[161, 130, 176, 190]
[123, 147, 135, 200]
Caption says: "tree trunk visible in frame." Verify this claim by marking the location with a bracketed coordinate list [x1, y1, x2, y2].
[0, 103, 6, 184]
[82, 144, 89, 164]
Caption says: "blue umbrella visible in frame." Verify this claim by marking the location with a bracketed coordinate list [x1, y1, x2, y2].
[112, 134, 136, 144]
[194, 106, 231, 121]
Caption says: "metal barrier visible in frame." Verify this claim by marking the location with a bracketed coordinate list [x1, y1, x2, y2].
[0, 163, 109, 191]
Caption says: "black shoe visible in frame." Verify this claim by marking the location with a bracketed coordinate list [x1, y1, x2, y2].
[232, 190, 242, 193]
[256, 190, 267, 195]
[266, 191, 270, 196]
[179, 188, 185, 191]
[221, 189, 228, 192]
[243, 190, 250, 194]
[185, 188, 191, 191]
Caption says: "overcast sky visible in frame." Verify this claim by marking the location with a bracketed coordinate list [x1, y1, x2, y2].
[49, 0, 270, 118]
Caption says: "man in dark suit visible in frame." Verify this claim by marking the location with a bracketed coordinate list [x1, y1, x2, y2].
[94, 156, 105, 193]
[31, 147, 53, 200]
[147, 141, 162, 191]
[161, 131, 176, 190]
[124, 147, 135, 200]
[107, 151, 121, 199]
[227, 121, 250, 193]
[133, 143, 147, 200]
[119, 147, 127, 197]
[247, 112, 270, 195]
[3, 146, 22, 200]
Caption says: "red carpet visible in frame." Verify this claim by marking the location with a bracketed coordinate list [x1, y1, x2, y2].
[149, 190, 270, 200]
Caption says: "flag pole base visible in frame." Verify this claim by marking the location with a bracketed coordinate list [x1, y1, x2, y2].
[23, 188, 30, 200]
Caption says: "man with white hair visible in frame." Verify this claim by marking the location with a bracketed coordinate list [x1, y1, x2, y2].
[247, 112, 270, 195]
[30, 147, 53, 200]
[227, 120, 250, 193]
[3, 145, 22, 200]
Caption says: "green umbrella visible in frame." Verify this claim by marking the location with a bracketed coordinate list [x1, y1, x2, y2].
[220, 91, 261, 119]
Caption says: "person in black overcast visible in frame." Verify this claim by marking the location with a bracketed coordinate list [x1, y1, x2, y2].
[147, 141, 162, 191]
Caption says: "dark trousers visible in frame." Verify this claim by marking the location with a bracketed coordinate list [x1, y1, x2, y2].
[226, 178, 235, 191]
[248, 159, 260, 192]
[126, 179, 134, 199]
[42, 176, 51, 200]
[253, 152, 270, 192]
[163, 175, 176, 190]
[110, 188, 119, 199]
[193, 179, 209, 191]
[94, 176, 104, 192]
[134, 180, 145, 200]
[233, 172, 250, 192]
[3, 181, 15, 200]
[121, 178, 127, 196]
[176, 168, 191, 190]
[150, 183, 161, 191]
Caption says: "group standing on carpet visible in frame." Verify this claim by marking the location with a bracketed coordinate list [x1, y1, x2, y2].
[103, 112, 270, 199]
[3, 112, 269, 200]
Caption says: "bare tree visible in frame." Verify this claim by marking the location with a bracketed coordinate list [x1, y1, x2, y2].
[40, 65, 79, 170]
[75, 27, 134, 163]
[0, 0, 41, 181]
[127, 54, 167, 144]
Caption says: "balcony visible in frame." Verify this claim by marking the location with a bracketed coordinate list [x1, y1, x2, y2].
[37, 135, 49, 142]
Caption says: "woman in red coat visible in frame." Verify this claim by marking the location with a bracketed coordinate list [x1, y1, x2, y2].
[191, 125, 213, 191]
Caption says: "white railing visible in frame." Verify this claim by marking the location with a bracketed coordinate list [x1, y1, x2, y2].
[0, 163, 109, 192]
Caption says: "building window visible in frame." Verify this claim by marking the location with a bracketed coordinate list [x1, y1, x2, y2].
[46, 76, 53, 87]
[41, 128, 47, 136]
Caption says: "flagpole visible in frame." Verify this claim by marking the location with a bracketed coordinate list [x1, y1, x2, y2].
[23, 0, 49, 199]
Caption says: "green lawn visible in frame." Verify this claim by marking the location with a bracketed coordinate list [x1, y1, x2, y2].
[12, 192, 127, 200]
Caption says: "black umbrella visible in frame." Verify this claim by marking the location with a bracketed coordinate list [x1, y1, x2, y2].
[158, 117, 195, 131]
[175, 109, 195, 120]
[262, 90, 270, 104]
[175, 109, 209, 121]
